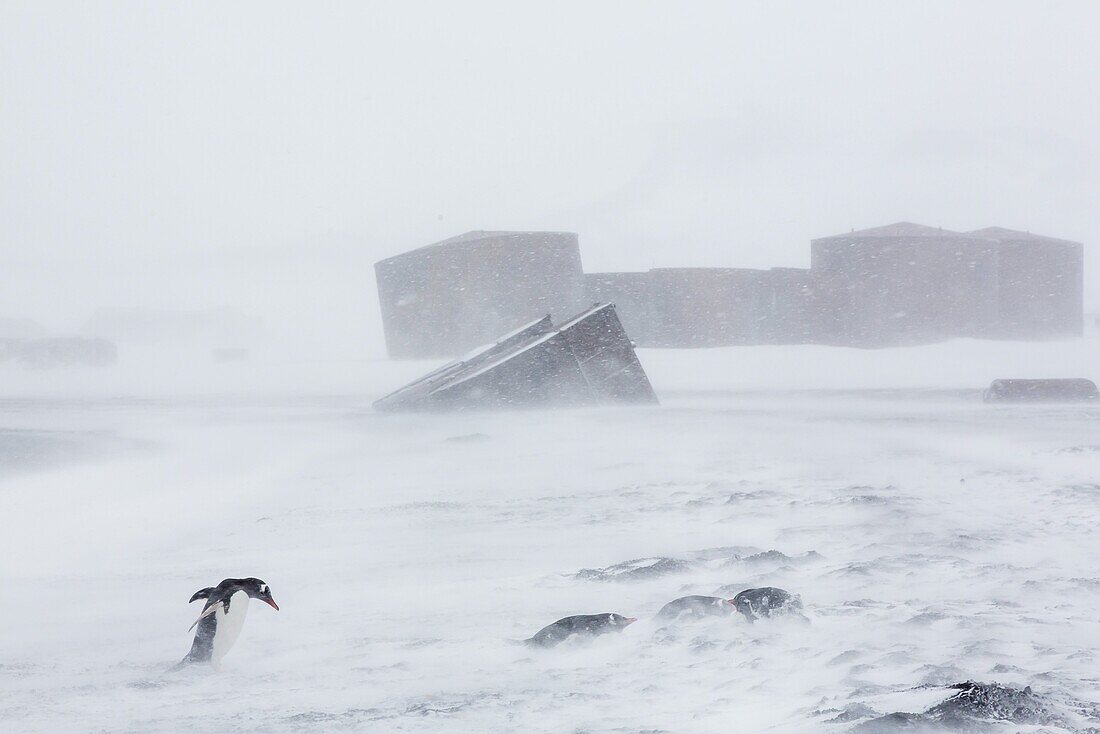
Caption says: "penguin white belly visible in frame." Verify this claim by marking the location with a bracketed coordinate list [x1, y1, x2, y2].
[211, 590, 250, 663]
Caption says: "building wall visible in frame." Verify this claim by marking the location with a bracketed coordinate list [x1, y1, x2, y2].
[756, 267, 848, 344]
[646, 268, 765, 347]
[377, 224, 1084, 356]
[584, 272, 656, 345]
[585, 268, 769, 348]
[992, 239, 1083, 339]
[375, 232, 585, 358]
[811, 235, 1001, 346]
[585, 267, 850, 347]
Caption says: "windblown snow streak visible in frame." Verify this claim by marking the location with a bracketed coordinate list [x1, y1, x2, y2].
[1, 388, 1099, 732]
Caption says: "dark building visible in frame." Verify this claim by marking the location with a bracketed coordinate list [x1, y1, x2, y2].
[376, 223, 1084, 356]
[583, 267, 845, 347]
[375, 231, 585, 358]
[374, 303, 657, 411]
[810, 223, 1083, 345]
[753, 268, 848, 345]
[584, 272, 656, 345]
[811, 223, 1002, 346]
[967, 227, 1084, 340]
[646, 268, 765, 347]
[585, 268, 769, 347]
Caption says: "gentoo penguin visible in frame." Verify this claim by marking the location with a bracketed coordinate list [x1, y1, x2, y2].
[175, 577, 278, 669]
[728, 587, 802, 622]
[524, 613, 636, 648]
[654, 595, 734, 622]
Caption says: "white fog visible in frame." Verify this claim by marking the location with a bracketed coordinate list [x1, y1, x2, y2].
[2, 2, 1099, 733]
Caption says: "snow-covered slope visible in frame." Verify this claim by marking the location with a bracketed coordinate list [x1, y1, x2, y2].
[1, 342, 1099, 732]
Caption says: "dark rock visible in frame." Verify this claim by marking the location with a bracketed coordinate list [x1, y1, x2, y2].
[405, 700, 472, 716]
[742, 550, 791, 564]
[905, 611, 950, 627]
[983, 378, 1099, 403]
[735, 549, 823, 566]
[725, 490, 777, 503]
[1057, 445, 1100, 454]
[842, 495, 893, 505]
[927, 681, 1064, 728]
[689, 545, 761, 562]
[827, 703, 879, 723]
[850, 711, 926, 732]
[852, 681, 1068, 732]
[574, 557, 694, 582]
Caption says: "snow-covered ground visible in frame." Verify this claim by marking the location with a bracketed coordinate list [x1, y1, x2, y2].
[2, 342, 1099, 732]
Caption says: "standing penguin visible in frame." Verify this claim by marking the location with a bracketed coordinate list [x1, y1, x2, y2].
[174, 577, 279, 670]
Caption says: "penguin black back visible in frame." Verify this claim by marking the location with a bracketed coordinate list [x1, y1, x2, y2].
[654, 595, 732, 622]
[729, 587, 801, 622]
[525, 613, 636, 648]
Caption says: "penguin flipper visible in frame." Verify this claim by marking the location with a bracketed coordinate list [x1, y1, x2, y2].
[189, 587, 216, 603]
[188, 603, 220, 631]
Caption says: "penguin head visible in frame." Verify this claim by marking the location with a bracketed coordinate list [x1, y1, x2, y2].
[606, 613, 637, 628]
[726, 596, 755, 619]
[241, 578, 280, 610]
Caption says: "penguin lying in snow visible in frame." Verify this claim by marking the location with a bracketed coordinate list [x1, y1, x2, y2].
[728, 587, 803, 622]
[524, 613, 636, 648]
[654, 595, 734, 622]
[173, 578, 278, 670]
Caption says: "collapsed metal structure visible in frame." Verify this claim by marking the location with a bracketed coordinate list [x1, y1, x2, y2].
[373, 303, 658, 412]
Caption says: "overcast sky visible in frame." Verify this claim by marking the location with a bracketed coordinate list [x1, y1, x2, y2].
[2, 0, 1098, 342]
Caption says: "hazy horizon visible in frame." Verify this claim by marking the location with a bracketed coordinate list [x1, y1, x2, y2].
[3, 1, 1099, 349]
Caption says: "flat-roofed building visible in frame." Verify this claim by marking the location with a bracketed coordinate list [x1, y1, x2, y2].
[376, 223, 1084, 357]
[811, 223, 1001, 346]
[966, 227, 1084, 339]
[757, 267, 847, 345]
[375, 231, 585, 358]
[584, 271, 657, 345]
[645, 268, 765, 347]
